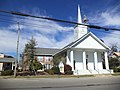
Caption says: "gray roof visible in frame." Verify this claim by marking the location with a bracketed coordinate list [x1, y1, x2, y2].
[0, 58, 15, 63]
[35, 48, 60, 56]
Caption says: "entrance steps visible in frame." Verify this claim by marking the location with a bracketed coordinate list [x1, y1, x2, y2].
[89, 70, 99, 74]
[98, 69, 113, 74]
[74, 70, 91, 75]
[74, 69, 113, 75]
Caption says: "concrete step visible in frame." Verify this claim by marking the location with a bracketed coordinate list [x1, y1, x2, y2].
[98, 69, 113, 74]
[89, 70, 99, 74]
[74, 69, 113, 75]
[74, 70, 91, 75]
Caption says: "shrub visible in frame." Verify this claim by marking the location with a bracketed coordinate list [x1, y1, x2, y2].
[64, 71, 73, 75]
[113, 68, 120, 72]
[36, 71, 49, 75]
[44, 69, 54, 75]
[64, 64, 73, 75]
[30, 60, 43, 72]
[48, 70, 54, 75]
[109, 58, 120, 69]
[17, 71, 35, 76]
[64, 64, 72, 72]
[51, 66, 60, 74]
[1, 70, 14, 76]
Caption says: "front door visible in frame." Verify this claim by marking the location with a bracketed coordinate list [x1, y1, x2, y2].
[86, 55, 88, 69]
[86, 59, 88, 69]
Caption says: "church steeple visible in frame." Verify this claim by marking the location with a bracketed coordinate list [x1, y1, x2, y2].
[74, 5, 88, 40]
[78, 5, 82, 23]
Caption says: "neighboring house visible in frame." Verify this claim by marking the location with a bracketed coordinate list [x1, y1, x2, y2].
[111, 52, 120, 60]
[22, 48, 60, 71]
[0, 53, 15, 71]
[35, 48, 60, 69]
[53, 5, 112, 75]
[110, 52, 120, 68]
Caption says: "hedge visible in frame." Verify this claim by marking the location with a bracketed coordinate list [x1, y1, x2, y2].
[113, 68, 120, 72]
[1, 70, 14, 76]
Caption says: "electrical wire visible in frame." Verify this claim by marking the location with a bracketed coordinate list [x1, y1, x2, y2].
[0, 18, 66, 31]
[0, 18, 120, 39]
[0, 10, 120, 31]
[0, 13, 46, 23]
[0, 13, 72, 29]
[0, 12, 120, 38]
[92, 30, 120, 39]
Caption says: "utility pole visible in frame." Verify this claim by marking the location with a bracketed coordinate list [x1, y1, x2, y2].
[14, 22, 20, 77]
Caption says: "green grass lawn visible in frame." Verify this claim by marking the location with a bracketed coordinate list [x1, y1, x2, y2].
[0, 72, 120, 79]
[0, 75, 94, 78]
[111, 72, 120, 76]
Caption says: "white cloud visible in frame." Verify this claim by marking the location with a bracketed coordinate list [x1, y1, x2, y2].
[0, 29, 17, 52]
[89, 6, 120, 50]
[2, 5, 120, 56]
[89, 4, 120, 26]
[19, 17, 74, 48]
[0, 13, 74, 55]
[101, 31, 120, 50]
[101, 13, 120, 26]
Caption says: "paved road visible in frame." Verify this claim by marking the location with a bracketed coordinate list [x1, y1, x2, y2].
[0, 76, 120, 90]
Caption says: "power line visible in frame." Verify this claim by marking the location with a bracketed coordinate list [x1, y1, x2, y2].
[0, 13, 73, 29]
[0, 13, 45, 23]
[0, 17, 73, 31]
[92, 30, 120, 39]
[0, 14, 120, 39]
[0, 10, 120, 31]
[0, 17, 120, 39]
[0, 18, 64, 31]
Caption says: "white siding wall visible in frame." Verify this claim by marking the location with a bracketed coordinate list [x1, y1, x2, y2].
[74, 51, 83, 70]
[67, 49, 104, 71]
[75, 36, 106, 49]
[97, 52, 103, 70]
[75, 62, 83, 70]
[97, 52, 102, 62]
[86, 51, 94, 70]
[73, 50, 103, 70]
[66, 50, 71, 65]
[98, 62, 103, 70]
[88, 63, 94, 70]
[68, 50, 71, 61]
[0, 63, 3, 71]
[74, 51, 83, 62]
[86, 51, 94, 62]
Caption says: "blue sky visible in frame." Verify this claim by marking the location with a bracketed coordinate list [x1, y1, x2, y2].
[0, 0, 120, 57]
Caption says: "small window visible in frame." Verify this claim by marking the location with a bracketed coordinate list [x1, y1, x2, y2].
[48, 64, 51, 69]
[45, 56, 52, 62]
[37, 56, 43, 61]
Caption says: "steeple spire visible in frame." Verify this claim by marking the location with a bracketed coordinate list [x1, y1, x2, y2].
[78, 4, 82, 23]
[74, 4, 88, 40]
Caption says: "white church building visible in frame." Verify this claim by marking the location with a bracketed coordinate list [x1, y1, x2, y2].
[54, 5, 113, 75]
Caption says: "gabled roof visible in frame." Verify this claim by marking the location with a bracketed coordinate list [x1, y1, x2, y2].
[113, 52, 120, 57]
[0, 58, 15, 63]
[54, 32, 110, 56]
[35, 48, 60, 56]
